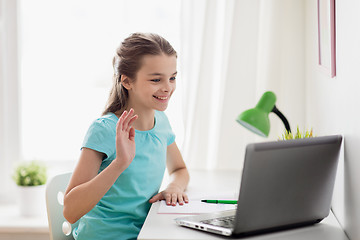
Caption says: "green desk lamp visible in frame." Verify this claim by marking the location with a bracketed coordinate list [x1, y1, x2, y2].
[236, 91, 291, 137]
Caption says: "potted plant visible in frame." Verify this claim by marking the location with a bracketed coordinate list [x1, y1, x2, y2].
[12, 160, 48, 217]
[279, 126, 314, 140]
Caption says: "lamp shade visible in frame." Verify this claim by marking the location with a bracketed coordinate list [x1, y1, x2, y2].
[236, 91, 276, 137]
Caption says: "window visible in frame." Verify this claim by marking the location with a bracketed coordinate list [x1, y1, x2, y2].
[19, 0, 183, 163]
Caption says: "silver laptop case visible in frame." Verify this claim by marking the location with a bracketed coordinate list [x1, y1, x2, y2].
[175, 135, 343, 237]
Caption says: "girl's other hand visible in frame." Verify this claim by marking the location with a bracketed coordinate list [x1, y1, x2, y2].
[114, 108, 138, 170]
[149, 183, 189, 206]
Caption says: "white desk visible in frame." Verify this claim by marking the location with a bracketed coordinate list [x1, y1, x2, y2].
[138, 170, 349, 240]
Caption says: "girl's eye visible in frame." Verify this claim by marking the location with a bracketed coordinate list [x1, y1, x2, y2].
[170, 77, 176, 81]
[151, 79, 161, 82]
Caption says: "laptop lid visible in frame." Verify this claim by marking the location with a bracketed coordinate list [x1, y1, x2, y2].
[232, 135, 342, 235]
[175, 135, 342, 237]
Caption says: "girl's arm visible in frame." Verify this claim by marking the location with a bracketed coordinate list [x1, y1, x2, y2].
[149, 142, 190, 206]
[63, 109, 138, 224]
[63, 148, 125, 224]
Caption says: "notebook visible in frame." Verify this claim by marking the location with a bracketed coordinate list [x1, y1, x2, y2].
[175, 135, 343, 237]
[158, 199, 236, 214]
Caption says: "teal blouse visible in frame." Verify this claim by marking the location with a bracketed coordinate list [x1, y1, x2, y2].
[73, 111, 175, 240]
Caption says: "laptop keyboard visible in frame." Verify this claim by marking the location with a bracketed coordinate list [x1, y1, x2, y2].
[200, 215, 235, 228]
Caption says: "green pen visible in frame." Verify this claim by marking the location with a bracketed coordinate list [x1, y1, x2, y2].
[201, 200, 238, 204]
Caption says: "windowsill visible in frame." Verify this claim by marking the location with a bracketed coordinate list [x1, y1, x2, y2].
[0, 161, 75, 234]
[0, 204, 49, 234]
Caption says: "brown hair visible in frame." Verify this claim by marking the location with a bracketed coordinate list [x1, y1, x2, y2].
[102, 33, 177, 115]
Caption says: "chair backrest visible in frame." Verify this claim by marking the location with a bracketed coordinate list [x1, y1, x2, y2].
[46, 172, 78, 240]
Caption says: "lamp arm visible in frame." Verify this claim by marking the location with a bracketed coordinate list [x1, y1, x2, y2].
[271, 105, 291, 133]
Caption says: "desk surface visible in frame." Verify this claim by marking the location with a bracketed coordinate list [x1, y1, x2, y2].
[138, 169, 348, 240]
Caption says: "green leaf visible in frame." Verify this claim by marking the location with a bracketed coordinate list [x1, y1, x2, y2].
[12, 161, 48, 186]
[279, 126, 315, 141]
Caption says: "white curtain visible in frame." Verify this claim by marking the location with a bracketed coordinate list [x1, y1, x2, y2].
[180, 0, 306, 170]
[0, 0, 21, 203]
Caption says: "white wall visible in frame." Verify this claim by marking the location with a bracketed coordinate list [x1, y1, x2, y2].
[305, 1, 360, 239]
[216, 0, 306, 170]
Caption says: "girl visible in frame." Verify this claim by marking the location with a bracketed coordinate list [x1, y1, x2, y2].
[63, 33, 190, 240]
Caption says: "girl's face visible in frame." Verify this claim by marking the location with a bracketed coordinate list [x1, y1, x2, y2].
[126, 54, 177, 112]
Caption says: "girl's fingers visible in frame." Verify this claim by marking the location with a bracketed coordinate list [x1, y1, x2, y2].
[157, 191, 188, 206]
[117, 109, 135, 131]
[129, 127, 135, 141]
[126, 115, 138, 132]
[116, 110, 127, 131]
[177, 194, 184, 205]
[165, 193, 171, 205]
[149, 193, 163, 203]
[120, 110, 128, 120]
[183, 194, 189, 203]
[122, 108, 135, 130]
[171, 193, 177, 206]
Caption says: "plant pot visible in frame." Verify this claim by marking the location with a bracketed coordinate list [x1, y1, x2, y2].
[18, 185, 46, 217]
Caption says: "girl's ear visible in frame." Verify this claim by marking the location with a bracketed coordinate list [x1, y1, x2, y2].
[120, 75, 132, 90]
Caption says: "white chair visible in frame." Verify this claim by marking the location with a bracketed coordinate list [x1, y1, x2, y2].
[46, 172, 79, 240]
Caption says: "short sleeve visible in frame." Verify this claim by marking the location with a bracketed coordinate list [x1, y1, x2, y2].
[168, 130, 175, 146]
[162, 113, 175, 146]
[155, 111, 176, 146]
[82, 118, 116, 160]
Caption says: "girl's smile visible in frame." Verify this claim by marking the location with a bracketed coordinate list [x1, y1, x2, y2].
[153, 95, 170, 104]
[153, 95, 169, 100]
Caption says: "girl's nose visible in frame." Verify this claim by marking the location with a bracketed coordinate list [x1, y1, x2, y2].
[162, 81, 172, 92]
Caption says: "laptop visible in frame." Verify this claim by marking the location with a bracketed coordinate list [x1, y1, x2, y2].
[175, 135, 343, 237]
